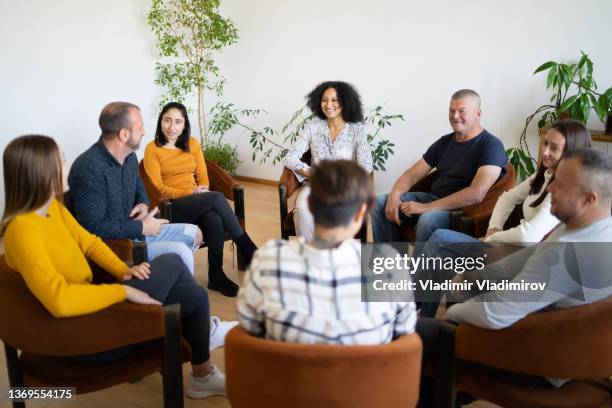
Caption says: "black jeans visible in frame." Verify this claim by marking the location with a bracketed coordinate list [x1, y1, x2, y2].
[72, 254, 210, 365]
[415, 318, 551, 408]
[170, 192, 244, 255]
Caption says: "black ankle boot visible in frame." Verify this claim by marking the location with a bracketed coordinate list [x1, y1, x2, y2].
[235, 232, 258, 267]
[207, 253, 239, 297]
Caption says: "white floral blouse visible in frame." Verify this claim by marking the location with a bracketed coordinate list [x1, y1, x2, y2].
[283, 118, 373, 182]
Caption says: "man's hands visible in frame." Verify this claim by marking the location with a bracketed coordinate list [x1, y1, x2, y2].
[122, 262, 151, 281]
[124, 285, 161, 305]
[130, 203, 149, 221]
[385, 192, 402, 225]
[399, 201, 430, 217]
[141, 207, 169, 236]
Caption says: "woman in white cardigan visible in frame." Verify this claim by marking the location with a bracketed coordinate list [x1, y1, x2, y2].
[417, 119, 592, 317]
[284, 81, 373, 241]
[427, 119, 592, 246]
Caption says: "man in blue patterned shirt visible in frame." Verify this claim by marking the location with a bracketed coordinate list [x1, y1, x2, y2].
[67, 101, 200, 273]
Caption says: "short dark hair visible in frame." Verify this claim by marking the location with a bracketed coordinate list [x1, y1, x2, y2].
[99, 102, 140, 139]
[563, 148, 612, 201]
[309, 160, 374, 228]
[155, 102, 191, 151]
[306, 81, 364, 123]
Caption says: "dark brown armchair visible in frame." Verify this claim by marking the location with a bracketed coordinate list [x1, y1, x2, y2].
[278, 150, 368, 242]
[139, 159, 247, 270]
[431, 300, 612, 408]
[0, 256, 191, 408]
[399, 163, 515, 241]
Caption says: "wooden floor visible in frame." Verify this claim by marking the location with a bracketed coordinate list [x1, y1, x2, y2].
[0, 181, 497, 407]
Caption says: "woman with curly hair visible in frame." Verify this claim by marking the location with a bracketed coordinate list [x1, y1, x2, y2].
[284, 81, 373, 241]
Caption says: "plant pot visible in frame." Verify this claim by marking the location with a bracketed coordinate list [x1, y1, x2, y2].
[606, 113, 612, 134]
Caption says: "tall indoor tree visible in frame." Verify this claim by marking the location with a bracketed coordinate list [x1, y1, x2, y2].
[147, 0, 238, 147]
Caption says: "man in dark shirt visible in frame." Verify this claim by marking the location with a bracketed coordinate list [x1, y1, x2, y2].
[371, 89, 507, 243]
[67, 101, 201, 273]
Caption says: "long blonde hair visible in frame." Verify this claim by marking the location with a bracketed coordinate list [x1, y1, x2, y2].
[1, 135, 64, 234]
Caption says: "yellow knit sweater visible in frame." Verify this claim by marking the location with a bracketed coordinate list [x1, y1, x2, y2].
[4, 200, 128, 318]
[143, 137, 209, 200]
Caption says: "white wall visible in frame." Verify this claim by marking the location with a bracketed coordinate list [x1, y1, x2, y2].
[1, 0, 611, 214]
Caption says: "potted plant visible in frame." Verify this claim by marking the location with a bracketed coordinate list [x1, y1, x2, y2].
[248, 105, 404, 171]
[595, 88, 612, 133]
[147, 0, 238, 148]
[507, 51, 612, 179]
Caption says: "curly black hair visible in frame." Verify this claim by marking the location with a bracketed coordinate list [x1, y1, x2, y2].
[306, 81, 364, 123]
[155, 102, 191, 152]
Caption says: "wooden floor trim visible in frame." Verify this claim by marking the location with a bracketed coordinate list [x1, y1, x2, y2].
[235, 175, 278, 186]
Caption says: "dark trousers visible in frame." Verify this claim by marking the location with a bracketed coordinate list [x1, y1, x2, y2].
[416, 318, 551, 407]
[73, 254, 210, 365]
[170, 192, 244, 255]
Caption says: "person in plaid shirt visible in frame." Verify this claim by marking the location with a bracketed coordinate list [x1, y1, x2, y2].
[238, 159, 416, 344]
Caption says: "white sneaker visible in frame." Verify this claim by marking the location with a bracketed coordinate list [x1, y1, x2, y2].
[187, 365, 226, 399]
[209, 316, 238, 351]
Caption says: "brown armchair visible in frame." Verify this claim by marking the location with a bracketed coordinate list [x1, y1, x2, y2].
[399, 163, 515, 241]
[225, 326, 423, 408]
[139, 159, 247, 270]
[432, 300, 612, 408]
[278, 150, 368, 242]
[0, 256, 191, 408]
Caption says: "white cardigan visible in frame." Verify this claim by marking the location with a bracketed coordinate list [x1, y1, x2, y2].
[484, 170, 560, 244]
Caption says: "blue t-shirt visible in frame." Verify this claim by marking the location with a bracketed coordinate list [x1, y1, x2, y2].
[422, 130, 507, 198]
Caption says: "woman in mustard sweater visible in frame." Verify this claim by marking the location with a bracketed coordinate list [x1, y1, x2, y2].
[1, 135, 225, 398]
[143, 102, 257, 297]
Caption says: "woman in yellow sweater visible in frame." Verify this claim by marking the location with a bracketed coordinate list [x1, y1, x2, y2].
[143, 102, 257, 297]
[1, 135, 226, 398]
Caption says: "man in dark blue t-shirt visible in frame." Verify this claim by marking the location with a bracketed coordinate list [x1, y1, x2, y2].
[371, 89, 507, 243]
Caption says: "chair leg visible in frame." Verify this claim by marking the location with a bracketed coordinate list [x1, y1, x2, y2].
[162, 304, 184, 408]
[236, 247, 246, 271]
[4, 344, 26, 408]
[433, 322, 458, 408]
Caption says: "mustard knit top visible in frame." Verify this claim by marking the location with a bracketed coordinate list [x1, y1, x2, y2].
[143, 137, 209, 200]
[4, 200, 128, 317]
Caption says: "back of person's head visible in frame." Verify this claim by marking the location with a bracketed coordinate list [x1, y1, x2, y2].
[530, 119, 592, 207]
[306, 81, 364, 123]
[309, 160, 374, 228]
[564, 148, 612, 208]
[451, 89, 481, 108]
[99, 101, 140, 139]
[1, 135, 63, 234]
[155, 101, 191, 151]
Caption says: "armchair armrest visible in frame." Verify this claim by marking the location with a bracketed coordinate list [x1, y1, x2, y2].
[206, 159, 245, 228]
[206, 159, 239, 201]
[454, 300, 612, 379]
[103, 239, 134, 262]
[0, 259, 173, 356]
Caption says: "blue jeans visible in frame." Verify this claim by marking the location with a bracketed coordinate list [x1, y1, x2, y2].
[145, 223, 198, 274]
[371, 192, 451, 243]
[416, 229, 491, 317]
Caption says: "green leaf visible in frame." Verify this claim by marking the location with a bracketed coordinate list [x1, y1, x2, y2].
[558, 95, 578, 114]
[534, 61, 556, 74]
